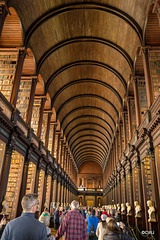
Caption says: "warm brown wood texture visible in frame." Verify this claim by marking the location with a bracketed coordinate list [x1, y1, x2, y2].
[6, 0, 155, 169]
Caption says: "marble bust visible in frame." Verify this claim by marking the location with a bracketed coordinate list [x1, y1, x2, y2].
[147, 200, 156, 222]
[126, 202, 132, 216]
[134, 201, 142, 218]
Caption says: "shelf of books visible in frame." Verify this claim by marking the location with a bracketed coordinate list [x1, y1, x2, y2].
[48, 123, 54, 153]
[149, 52, 160, 99]
[30, 98, 41, 135]
[137, 79, 148, 120]
[142, 156, 152, 202]
[130, 98, 137, 132]
[5, 151, 24, 220]
[0, 49, 18, 102]
[40, 113, 48, 144]
[0, 139, 6, 178]
[16, 78, 32, 122]
[37, 169, 45, 212]
[54, 133, 58, 158]
[25, 162, 36, 194]
[133, 166, 139, 202]
[45, 175, 52, 210]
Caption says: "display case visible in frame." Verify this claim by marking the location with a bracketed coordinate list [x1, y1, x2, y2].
[5, 151, 24, 219]
[0, 50, 18, 102]
[25, 162, 36, 194]
[16, 78, 32, 121]
[0, 139, 6, 179]
[40, 113, 48, 144]
[149, 52, 160, 99]
[30, 98, 41, 135]
[37, 169, 45, 212]
[45, 175, 52, 210]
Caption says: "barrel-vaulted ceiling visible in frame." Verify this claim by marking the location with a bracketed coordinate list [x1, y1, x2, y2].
[8, 0, 151, 170]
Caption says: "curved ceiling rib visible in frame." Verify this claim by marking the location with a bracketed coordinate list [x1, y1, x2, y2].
[70, 134, 109, 152]
[63, 115, 114, 138]
[61, 106, 116, 130]
[56, 94, 120, 119]
[72, 140, 108, 156]
[68, 128, 110, 147]
[78, 158, 104, 168]
[24, 2, 142, 46]
[51, 79, 123, 106]
[66, 122, 111, 141]
[46, 61, 127, 94]
[77, 153, 104, 163]
[37, 37, 133, 72]
[76, 149, 105, 160]
[74, 147, 106, 159]
[73, 144, 106, 157]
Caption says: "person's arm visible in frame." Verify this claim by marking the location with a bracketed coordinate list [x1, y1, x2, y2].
[41, 225, 47, 240]
[55, 216, 68, 240]
[1, 223, 9, 240]
[83, 219, 88, 240]
[96, 224, 99, 237]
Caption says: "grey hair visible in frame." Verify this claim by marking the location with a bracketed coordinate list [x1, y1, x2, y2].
[21, 193, 38, 211]
[71, 200, 79, 210]
[39, 212, 50, 227]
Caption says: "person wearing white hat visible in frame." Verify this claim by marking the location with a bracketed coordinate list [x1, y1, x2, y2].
[96, 214, 108, 240]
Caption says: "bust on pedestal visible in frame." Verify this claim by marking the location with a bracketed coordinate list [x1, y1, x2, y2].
[117, 203, 121, 214]
[121, 203, 126, 215]
[0, 196, 9, 216]
[126, 202, 132, 216]
[134, 201, 142, 218]
[147, 200, 156, 222]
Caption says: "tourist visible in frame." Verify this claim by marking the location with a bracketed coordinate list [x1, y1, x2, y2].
[96, 214, 108, 240]
[1, 193, 47, 240]
[39, 211, 55, 240]
[55, 200, 88, 240]
[86, 208, 99, 239]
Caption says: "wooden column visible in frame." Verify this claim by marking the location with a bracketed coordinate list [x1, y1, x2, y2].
[45, 112, 52, 148]
[42, 171, 47, 213]
[37, 97, 46, 139]
[122, 112, 127, 149]
[141, 47, 154, 108]
[0, 2, 8, 38]
[116, 133, 119, 163]
[10, 49, 26, 107]
[127, 97, 133, 140]
[131, 77, 141, 127]
[0, 144, 13, 203]
[26, 77, 38, 126]
[52, 175, 58, 204]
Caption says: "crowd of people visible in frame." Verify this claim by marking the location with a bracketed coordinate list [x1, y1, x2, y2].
[0, 193, 134, 240]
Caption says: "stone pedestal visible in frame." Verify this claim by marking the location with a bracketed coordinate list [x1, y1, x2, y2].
[135, 217, 143, 240]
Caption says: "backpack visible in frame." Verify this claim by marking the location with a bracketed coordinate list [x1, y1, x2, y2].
[89, 224, 96, 237]
[47, 233, 51, 240]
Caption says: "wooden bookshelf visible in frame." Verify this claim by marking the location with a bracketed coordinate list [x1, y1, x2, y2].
[48, 124, 54, 153]
[137, 79, 148, 120]
[16, 78, 32, 122]
[25, 162, 36, 194]
[149, 52, 160, 99]
[0, 50, 18, 102]
[41, 113, 48, 144]
[5, 151, 24, 219]
[30, 98, 41, 135]
[45, 175, 52, 210]
[37, 169, 45, 212]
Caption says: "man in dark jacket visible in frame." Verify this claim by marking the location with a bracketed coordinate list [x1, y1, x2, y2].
[1, 193, 47, 240]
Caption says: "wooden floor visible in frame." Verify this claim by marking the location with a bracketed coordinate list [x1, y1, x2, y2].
[51, 228, 62, 240]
